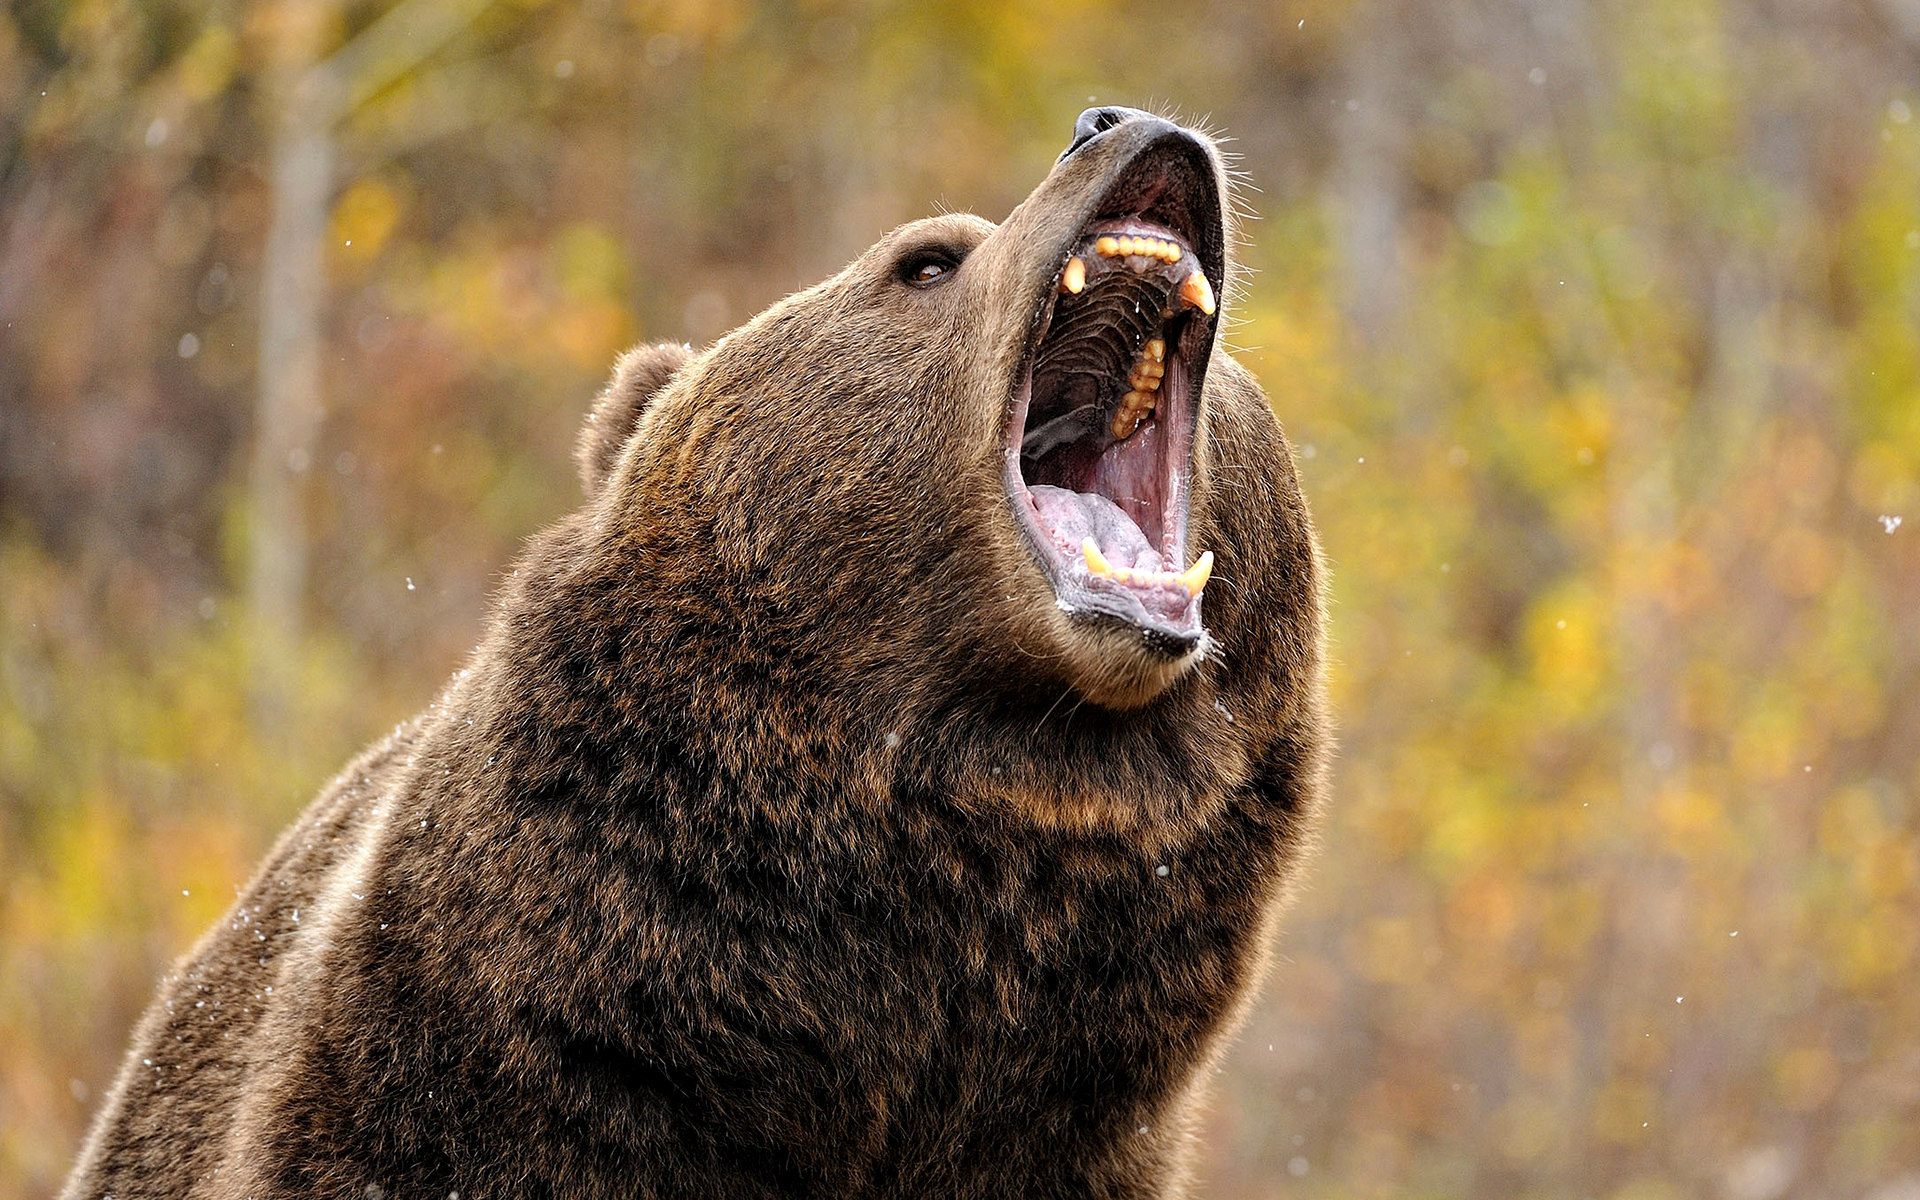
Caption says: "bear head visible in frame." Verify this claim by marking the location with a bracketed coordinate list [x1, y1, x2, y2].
[556, 107, 1322, 837]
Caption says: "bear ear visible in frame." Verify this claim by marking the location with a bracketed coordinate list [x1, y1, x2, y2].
[575, 341, 693, 498]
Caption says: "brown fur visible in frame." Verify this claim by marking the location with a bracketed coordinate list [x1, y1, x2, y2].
[575, 341, 692, 499]
[64, 112, 1327, 1200]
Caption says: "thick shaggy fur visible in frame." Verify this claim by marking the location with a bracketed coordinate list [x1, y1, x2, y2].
[64, 112, 1327, 1199]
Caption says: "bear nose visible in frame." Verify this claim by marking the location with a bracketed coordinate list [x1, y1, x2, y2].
[1059, 106, 1155, 161]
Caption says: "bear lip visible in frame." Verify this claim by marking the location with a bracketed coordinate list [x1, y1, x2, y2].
[1001, 138, 1222, 649]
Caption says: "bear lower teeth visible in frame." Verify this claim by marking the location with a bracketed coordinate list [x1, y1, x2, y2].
[1081, 538, 1215, 598]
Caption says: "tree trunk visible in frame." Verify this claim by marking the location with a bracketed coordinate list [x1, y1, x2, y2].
[249, 103, 334, 651]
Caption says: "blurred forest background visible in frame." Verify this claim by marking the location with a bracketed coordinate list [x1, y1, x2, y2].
[2, 0, 1918, 1195]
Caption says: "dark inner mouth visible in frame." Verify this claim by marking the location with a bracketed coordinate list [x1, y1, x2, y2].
[1007, 176, 1220, 637]
[1023, 226, 1201, 570]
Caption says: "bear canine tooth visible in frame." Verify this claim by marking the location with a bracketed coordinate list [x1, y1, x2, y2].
[1179, 270, 1216, 316]
[1060, 256, 1086, 294]
[1082, 538, 1114, 577]
[1181, 551, 1215, 596]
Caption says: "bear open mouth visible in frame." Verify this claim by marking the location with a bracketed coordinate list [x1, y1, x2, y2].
[1003, 142, 1223, 650]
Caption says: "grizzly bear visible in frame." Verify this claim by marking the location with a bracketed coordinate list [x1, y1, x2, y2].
[62, 106, 1326, 1199]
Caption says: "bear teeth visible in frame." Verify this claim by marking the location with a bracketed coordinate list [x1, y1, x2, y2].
[1081, 538, 1214, 598]
[1178, 269, 1216, 316]
[1059, 256, 1086, 295]
[1094, 235, 1182, 264]
[1046, 227, 1207, 445]
[1081, 538, 1113, 576]
[1109, 336, 1167, 439]
[1182, 551, 1214, 594]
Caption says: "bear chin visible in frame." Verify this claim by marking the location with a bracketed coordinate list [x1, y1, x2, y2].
[1051, 614, 1208, 711]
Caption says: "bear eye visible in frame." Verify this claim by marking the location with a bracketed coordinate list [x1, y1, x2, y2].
[899, 248, 963, 288]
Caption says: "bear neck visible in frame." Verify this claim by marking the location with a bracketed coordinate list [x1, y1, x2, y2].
[451, 508, 1264, 870]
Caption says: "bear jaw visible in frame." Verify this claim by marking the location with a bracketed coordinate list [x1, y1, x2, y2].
[1047, 611, 1211, 711]
[996, 115, 1229, 709]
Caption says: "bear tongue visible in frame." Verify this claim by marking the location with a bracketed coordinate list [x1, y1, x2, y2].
[1029, 485, 1161, 573]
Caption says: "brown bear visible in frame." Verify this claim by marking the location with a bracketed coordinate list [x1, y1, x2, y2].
[62, 106, 1326, 1200]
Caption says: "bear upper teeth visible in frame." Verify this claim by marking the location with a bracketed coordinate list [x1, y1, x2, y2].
[1095, 235, 1182, 263]
[1059, 256, 1086, 295]
[1049, 229, 1211, 444]
[1110, 336, 1166, 438]
[1178, 270, 1215, 316]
